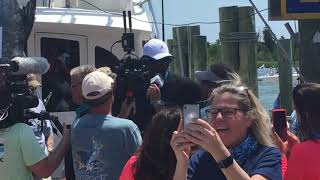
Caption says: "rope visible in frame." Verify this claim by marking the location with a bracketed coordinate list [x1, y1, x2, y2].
[219, 32, 258, 43]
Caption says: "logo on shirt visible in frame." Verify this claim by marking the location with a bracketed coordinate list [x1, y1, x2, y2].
[0, 138, 5, 162]
[74, 137, 106, 176]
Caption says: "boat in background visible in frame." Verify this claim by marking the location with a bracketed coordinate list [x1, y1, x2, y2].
[257, 65, 299, 81]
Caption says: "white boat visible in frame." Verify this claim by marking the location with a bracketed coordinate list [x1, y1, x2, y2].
[18, 0, 156, 178]
[257, 66, 299, 81]
[20, 0, 155, 119]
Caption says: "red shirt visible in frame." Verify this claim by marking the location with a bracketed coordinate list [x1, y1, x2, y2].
[284, 140, 320, 180]
[281, 155, 287, 178]
[119, 155, 137, 180]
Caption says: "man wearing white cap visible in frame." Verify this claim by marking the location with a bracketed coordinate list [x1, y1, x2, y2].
[132, 39, 175, 131]
[71, 71, 142, 180]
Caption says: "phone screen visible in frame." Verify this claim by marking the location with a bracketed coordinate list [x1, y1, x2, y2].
[272, 109, 288, 141]
[183, 104, 199, 131]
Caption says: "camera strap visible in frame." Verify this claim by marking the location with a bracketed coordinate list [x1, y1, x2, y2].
[0, 106, 10, 121]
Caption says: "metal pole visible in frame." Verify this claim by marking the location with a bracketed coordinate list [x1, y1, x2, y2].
[248, 0, 302, 80]
[162, 0, 165, 41]
[66, 0, 71, 8]
[248, 0, 290, 61]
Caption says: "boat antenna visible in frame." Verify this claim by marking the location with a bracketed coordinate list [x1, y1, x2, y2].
[128, 11, 133, 33]
[123, 11, 127, 34]
[121, 11, 135, 54]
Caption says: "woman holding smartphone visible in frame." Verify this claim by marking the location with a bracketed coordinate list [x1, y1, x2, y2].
[170, 84, 282, 180]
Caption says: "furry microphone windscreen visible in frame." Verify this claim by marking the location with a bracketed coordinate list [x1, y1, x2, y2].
[11, 57, 50, 75]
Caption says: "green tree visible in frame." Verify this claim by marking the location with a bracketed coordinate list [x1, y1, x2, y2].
[207, 39, 222, 65]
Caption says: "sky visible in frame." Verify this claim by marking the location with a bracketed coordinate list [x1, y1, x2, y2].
[151, 0, 296, 42]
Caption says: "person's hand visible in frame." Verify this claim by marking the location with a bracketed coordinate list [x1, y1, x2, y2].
[184, 119, 230, 161]
[170, 120, 193, 164]
[62, 123, 71, 149]
[146, 84, 161, 103]
[272, 129, 300, 155]
[118, 98, 136, 118]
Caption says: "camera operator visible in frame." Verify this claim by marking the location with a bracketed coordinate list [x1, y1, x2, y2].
[27, 74, 54, 155]
[144, 39, 175, 108]
[130, 39, 176, 131]
[0, 78, 71, 180]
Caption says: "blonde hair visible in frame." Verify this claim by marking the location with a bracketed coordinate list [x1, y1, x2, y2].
[70, 65, 96, 81]
[227, 71, 242, 85]
[211, 84, 274, 146]
[97, 67, 117, 80]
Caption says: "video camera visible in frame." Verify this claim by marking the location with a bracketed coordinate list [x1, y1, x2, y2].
[110, 11, 150, 116]
[0, 62, 37, 128]
[0, 57, 62, 130]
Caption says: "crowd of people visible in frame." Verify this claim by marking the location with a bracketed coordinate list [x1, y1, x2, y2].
[0, 38, 319, 180]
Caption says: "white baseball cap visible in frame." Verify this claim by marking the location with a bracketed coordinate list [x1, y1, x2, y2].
[143, 39, 173, 60]
[82, 71, 114, 100]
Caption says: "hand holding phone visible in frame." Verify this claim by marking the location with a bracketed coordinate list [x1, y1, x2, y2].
[150, 74, 164, 88]
[272, 109, 288, 141]
[183, 104, 200, 133]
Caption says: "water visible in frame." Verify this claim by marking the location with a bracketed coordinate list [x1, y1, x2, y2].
[258, 77, 298, 111]
[257, 67, 299, 111]
[258, 78, 279, 111]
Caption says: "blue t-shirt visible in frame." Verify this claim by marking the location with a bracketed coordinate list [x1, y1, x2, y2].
[71, 114, 142, 180]
[188, 145, 282, 180]
[75, 103, 90, 119]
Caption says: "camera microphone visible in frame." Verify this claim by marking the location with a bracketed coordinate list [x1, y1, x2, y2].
[10, 57, 50, 75]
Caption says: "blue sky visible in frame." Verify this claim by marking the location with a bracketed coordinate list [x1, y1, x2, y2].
[151, 0, 296, 42]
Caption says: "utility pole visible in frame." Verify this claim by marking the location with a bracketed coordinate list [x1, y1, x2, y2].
[299, 20, 320, 83]
[66, 0, 71, 8]
[219, 6, 239, 70]
[278, 39, 293, 114]
[238, 6, 258, 95]
[162, 0, 165, 41]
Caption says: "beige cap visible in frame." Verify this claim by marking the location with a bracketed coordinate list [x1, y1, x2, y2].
[26, 74, 41, 89]
[82, 71, 114, 100]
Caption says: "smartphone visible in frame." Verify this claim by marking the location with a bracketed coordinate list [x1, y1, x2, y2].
[150, 74, 164, 88]
[272, 109, 288, 141]
[183, 104, 200, 131]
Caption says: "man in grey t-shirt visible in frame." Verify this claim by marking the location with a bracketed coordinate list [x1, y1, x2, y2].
[71, 71, 142, 180]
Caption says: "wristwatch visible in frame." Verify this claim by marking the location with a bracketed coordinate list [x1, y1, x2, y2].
[217, 155, 234, 169]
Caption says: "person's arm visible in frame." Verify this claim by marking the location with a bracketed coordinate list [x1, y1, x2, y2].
[173, 160, 188, 180]
[219, 162, 266, 180]
[28, 124, 70, 178]
[146, 84, 164, 112]
[171, 121, 192, 180]
[118, 98, 136, 119]
[184, 120, 280, 180]
[46, 133, 54, 153]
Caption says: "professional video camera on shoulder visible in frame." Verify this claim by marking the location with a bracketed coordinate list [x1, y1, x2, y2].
[0, 57, 50, 129]
[109, 11, 153, 117]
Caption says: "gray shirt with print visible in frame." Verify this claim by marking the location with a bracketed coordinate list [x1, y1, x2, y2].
[71, 114, 142, 180]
